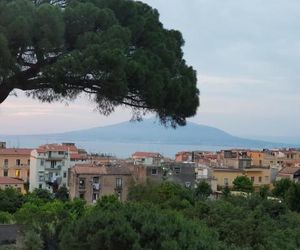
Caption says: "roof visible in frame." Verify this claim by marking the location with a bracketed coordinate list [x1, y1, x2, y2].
[278, 167, 300, 175]
[0, 148, 32, 156]
[132, 152, 162, 158]
[37, 144, 78, 153]
[70, 153, 88, 160]
[0, 177, 24, 185]
[72, 164, 132, 175]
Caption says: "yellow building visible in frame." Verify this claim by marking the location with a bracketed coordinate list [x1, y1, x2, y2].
[0, 148, 32, 184]
[213, 167, 271, 190]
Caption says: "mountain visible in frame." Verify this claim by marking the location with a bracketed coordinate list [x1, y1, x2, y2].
[0, 118, 293, 150]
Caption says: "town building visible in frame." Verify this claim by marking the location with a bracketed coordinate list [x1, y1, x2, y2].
[29, 143, 88, 192]
[68, 164, 134, 203]
[276, 167, 300, 182]
[0, 176, 25, 193]
[217, 150, 252, 169]
[146, 162, 196, 188]
[212, 167, 272, 190]
[0, 147, 32, 184]
[132, 152, 163, 166]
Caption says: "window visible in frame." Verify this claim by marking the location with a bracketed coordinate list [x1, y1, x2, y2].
[3, 169, 8, 177]
[27, 159, 30, 166]
[258, 176, 262, 182]
[40, 159, 44, 166]
[92, 193, 99, 203]
[251, 176, 255, 182]
[39, 184, 43, 189]
[15, 170, 20, 178]
[58, 151, 64, 155]
[265, 176, 269, 182]
[39, 175, 44, 182]
[116, 178, 122, 188]
[151, 168, 158, 175]
[4, 159, 8, 167]
[93, 177, 99, 183]
[174, 167, 181, 174]
[79, 178, 85, 189]
[51, 161, 57, 168]
[224, 178, 229, 186]
[63, 172, 67, 178]
[16, 159, 21, 166]
[79, 193, 85, 199]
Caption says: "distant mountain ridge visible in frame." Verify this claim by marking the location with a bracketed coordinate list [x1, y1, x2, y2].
[0, 118, 294, 149]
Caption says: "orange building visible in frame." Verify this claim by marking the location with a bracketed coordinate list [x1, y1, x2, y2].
[0, 148, 32, 184]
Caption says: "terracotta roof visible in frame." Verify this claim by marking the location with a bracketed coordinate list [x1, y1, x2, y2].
[278, 167, 300, 175]
[0, 177, 24, 185]
[132, 152, 162, 158]
[73, 164, 132, 175]
[37, 144, 78, 153]
[0, 148, 32, 156]
[70, 153, 88, 160]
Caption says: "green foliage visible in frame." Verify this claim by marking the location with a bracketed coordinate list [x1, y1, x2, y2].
[60, 200, 219, 250]
[272, 178, 293, 199]
[0, 188, 24, 213]
[259, 184, 270, 199]
[0, 0, 199, 126]
[195, 181, 212, 199]
[22, 230, 44, 250]
[27, 188, 54, 203]
[286, 182, 300, 212]
[232, 176, 254, 193]
[128, 181, 194, 210]
[55, 186, 69, 202]
[0, 211, 14, 224]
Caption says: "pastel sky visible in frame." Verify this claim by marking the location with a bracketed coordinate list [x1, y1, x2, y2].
[1, 0, 300, 137]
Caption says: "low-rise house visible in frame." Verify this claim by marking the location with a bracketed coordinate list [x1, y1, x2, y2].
[132, 152, 163, 166]
[29, 143, 88, 192]
[68, 164, 134, 203]
[0, 176, 25, 193]
[0, 148, 32, 184]
[276, 167, 300, 182]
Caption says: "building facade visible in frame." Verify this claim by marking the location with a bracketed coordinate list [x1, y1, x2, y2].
[0, 148, 32, 184]
[68, 164, 134, 203]
[29, 143, 88, 192]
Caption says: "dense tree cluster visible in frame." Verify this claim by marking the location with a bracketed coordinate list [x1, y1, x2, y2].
[0, 179, 300, 249]
[0, 0, 199, 126]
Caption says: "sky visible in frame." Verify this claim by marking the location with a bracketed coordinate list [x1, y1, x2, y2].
[1, 0, 300, 137]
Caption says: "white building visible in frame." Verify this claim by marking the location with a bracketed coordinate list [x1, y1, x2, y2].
[132, 152, 164, 166]
[29, 143, 88, 192]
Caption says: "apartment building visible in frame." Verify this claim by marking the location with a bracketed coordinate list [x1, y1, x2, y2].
[218, 150, 252, 169]
[0, 147, 32, 183]
[29, 143, 88, 192]
[68, 164, 134, 203]
[213, 167, 272, 190]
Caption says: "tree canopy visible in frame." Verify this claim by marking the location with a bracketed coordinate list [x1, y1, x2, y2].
[0, 0, 199, 126]
[233, 175, 254, 193]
